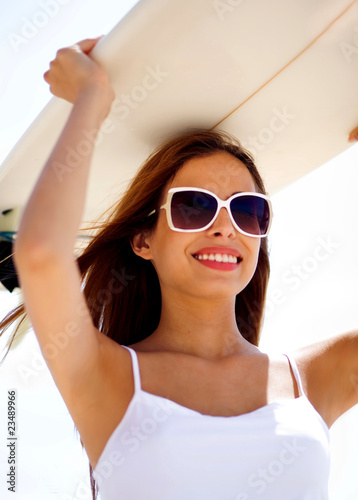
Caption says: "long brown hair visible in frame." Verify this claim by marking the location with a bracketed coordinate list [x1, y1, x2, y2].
[0, 129, 270, 499]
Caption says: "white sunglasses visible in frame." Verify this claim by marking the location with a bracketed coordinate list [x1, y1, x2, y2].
[148, 187, 272, 238]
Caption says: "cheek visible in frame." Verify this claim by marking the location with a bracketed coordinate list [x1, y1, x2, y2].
[149, 228, 198, 287]
[151, 248, 187, 291]
[148, 230, 182, 276]
[242, 235, 261, 259]
[242, 239, 261, 279]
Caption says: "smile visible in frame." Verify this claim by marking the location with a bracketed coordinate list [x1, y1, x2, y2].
[193, 253, 242, 263]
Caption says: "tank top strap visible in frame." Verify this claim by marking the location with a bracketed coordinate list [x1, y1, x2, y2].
[122, 346, 142, 392]
[283, 353, 305, 397]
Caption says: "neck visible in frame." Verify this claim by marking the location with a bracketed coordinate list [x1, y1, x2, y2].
[146, 290, 256, 360]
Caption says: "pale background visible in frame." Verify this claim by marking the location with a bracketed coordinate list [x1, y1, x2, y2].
[0, 0, 357, 498]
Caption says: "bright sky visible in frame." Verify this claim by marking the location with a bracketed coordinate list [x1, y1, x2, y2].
[0, 1, 357, 499]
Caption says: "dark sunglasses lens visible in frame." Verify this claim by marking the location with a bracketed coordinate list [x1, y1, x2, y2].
[171, 191, 217, 230]
[230, 196, 270, 235]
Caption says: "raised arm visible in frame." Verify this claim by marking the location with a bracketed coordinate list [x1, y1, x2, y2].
[290, 128, 358, 428]
[292, 329, 358, 428]
[12, 39, 131, 466]
[15, 37, 114, 258]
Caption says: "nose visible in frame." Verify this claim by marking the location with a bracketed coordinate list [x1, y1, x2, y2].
[207, 207, 235, 238]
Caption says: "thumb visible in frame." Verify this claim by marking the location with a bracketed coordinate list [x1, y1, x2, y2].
[76, 36, 104, 55]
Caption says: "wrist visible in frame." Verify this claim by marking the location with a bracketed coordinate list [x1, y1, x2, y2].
[76, 81, 115, 124]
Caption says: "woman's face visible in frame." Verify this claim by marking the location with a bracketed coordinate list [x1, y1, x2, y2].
[135, 151, 262, 301]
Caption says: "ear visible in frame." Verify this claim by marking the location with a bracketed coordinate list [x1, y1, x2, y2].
[130, 233, 153, 261]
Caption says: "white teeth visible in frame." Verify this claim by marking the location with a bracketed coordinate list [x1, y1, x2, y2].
[195, 253, 239, 263]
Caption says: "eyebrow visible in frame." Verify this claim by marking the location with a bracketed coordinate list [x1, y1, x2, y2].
[231, 190, 259, 195]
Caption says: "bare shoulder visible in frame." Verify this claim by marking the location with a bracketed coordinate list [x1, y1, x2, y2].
[70, 333, 135, 469]
[291, 330, 358, 427]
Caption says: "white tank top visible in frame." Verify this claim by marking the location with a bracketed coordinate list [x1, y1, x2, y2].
[93, 347, 330, 499]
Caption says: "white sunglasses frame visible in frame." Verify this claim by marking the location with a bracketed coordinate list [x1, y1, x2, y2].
[149, 187, 273, 238]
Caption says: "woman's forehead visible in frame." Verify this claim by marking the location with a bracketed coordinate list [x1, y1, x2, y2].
[169, 151, 257, 194]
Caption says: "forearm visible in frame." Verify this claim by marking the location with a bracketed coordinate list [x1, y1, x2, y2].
[15, 84, 111, 262]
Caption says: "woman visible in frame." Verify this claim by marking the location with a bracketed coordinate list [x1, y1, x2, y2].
[3, 37, 358, 499]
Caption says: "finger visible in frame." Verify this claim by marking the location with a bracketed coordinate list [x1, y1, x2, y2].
[348, 126, 358, 142]
[75, 36, 104, 54]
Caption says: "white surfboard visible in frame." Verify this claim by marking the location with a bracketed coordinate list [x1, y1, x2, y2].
[0, 0, 357, 230]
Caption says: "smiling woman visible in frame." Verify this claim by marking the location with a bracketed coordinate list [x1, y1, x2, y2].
[0, 37, 357, 500]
